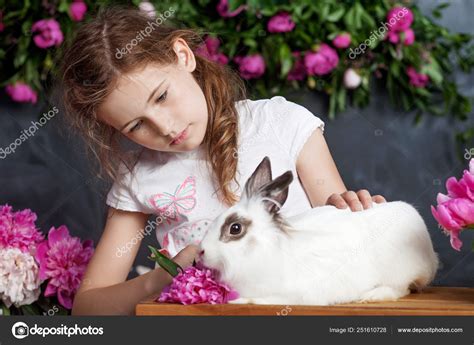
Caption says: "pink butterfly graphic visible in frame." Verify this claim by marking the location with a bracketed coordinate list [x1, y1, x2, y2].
[162, 218, 213, 253]
[148, 175, 197, 225]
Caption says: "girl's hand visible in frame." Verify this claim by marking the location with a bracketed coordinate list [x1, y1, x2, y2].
[325, 190, 387, 212]
[170, 245, 200, 269]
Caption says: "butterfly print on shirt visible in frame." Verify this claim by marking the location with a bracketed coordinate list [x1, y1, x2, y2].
[162, 218, 214, 252]
[148, 175, 197, 225]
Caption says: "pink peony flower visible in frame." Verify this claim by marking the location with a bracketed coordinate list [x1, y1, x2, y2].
[386, 7, 414, 32]
[35, 225, 94, 309]
[287, 52, 306, 81]
[431, 199, 474, 251]
[304, 44, 339, 76]
[386, 30, 400, 44]
[387, 28, 415, 45]
[0, 247, 41, 308]
[385, 7, 415, 46]
[158, 265, 239, 304]
[31, 19, 64, 49]
[332, 33, 351, 49]
[267, 12, 295, 33]
[5, 83, 38, 104]
[431, 159, 474, 251]
[234, 54, 266, 79]
[0, 204, 44, 253]
[195, 36, 229, 65]
[69, 1, 87, 22]
[217, 0, 246, 18]
[406, 66, 429, 88]
[445, 164, 474, 202]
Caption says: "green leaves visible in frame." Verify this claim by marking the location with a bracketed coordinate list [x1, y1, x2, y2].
[0, 0, 472, 134]
[147, 245, 183, 277]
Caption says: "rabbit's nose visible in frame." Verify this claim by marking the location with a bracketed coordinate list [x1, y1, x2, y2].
[199, 250, 205, 255]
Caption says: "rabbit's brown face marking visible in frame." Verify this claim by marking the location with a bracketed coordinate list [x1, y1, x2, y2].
[219, 212, 252, 242]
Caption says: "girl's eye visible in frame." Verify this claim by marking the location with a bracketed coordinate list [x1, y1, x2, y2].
[129, 119, 143, 133]
[128, 90, 167, 133]
[155, 90, 168, 103]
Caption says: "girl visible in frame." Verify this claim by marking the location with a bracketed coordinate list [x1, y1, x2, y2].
[58, 6, 386, 315]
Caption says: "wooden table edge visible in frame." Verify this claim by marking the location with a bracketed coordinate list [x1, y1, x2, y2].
[135, 287, 474, 316]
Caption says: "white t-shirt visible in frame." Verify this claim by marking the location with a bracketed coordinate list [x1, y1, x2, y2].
[106, 96, 325, 257]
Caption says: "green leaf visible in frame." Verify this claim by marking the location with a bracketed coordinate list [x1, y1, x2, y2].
[421, 58, 443, 86]
[13, 35, 31, 68]
[279, 43, 292, 77]
[1, 302, 11, 315]
[337, 87, 346, 112]
[319, 3, 330, 20]
[243, 37, 257, 49]
[147, 245, 182, 277]
[58, 0, 70, 14]
[343, 6, 355, 31]
[401, 92, 411, 111]
[328, 77, 339, 119]
[20, 303, 41, 315]
[389, 62, 400, 78]
[359, 7, 376, 28]
[329, 91, 337, 120]
[21, 19, 32, 37]
[415, 87, 431, 98]
[326, 8, 345, 22]
[353, 2, 364, 29]
[227, 0, 244, 13]
[414, 111, 423, 125]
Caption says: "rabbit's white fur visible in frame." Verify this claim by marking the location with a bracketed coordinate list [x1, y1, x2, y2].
[198, 157, 439, 305]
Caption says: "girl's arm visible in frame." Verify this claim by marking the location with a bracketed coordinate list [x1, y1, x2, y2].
[296, 128, 386, 212]
[72, 207, 198, 315]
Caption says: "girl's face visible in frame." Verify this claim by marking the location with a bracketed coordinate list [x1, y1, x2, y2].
[97, 38, 208, 153]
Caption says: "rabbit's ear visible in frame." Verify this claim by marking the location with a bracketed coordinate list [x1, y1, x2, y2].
[260, 170, 293, 214]
[243, 156, 272, 199]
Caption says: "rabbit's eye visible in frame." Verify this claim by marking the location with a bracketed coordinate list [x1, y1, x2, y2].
[229, 223, 242, 235]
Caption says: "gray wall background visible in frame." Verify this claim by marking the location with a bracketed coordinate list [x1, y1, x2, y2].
[0, 0, 473, 286]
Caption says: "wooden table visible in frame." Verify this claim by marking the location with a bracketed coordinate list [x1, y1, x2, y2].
[136, 287, 474, 316]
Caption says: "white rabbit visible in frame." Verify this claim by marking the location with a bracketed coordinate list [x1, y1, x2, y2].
[198, 156, 440, 305]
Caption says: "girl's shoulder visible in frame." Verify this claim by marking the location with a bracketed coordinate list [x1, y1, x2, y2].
[235, 96, 325, 162]
[235, 96, 322, 127]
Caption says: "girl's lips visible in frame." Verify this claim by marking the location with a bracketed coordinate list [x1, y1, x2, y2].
[170, 126, 189, 145]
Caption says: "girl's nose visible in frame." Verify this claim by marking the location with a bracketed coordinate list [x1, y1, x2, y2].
[148, 112, 173, 136]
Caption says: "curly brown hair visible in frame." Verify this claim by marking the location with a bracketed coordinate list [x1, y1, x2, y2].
[56, 5, 247, 208]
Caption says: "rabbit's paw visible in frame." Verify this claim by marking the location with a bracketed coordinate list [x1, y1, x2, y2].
[358, 286, 410, 303]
